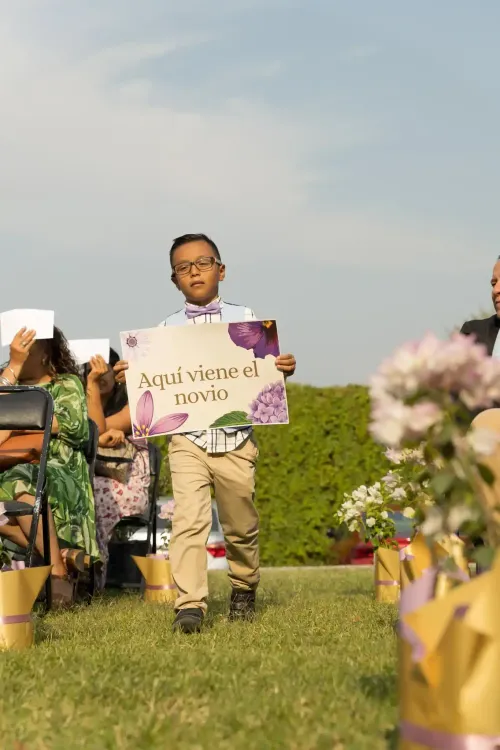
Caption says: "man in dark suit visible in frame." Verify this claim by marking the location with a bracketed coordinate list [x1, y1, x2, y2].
[460, 257, 500, 354]
[460, 258, 500, 568]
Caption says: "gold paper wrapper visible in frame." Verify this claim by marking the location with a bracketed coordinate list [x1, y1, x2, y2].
[398, 552, 500, 749]
[400, 533, 469, 593]
[0, 566, 51, 651]
[132, 554, 177, 604]
[374, 547, 400, 603]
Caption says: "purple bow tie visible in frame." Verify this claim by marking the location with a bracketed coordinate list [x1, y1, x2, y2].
[185, 301, 221, 319]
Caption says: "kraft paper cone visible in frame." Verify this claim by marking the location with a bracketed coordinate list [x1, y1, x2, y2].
[374, 547, 400, 603]
[400, 533, 469, 594]
[0, 566, 51, 651]
[132, 554, 177, 604]
[398, 552, 500, 749]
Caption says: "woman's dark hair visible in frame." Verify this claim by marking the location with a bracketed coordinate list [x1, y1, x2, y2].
[103, 348, 129, 417]
[40, 326, 80, 379]
[82, 347, 128, 416]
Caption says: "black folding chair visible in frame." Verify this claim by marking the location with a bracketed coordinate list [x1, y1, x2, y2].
[106, 442, 162, 587]
[0, 386, 54, 609]
[146, 443, 162, 555]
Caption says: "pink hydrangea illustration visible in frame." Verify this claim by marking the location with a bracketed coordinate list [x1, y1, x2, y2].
[248, 382, 288, 424]
[228, 321, 279, 359]
[132, 390, 188, 439]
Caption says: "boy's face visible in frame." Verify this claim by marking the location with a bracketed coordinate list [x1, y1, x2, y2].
[171, 240, 225, 304]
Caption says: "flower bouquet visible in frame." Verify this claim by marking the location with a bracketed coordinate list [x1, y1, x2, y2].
[336, 449, 423, 602]
[0, 559, 51, 651]
[132, 499, 177, 604]
[368, 332, 500, 747]
[370, 332, 500, 563]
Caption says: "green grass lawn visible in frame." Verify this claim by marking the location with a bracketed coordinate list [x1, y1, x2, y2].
[0, 569, 398, 750]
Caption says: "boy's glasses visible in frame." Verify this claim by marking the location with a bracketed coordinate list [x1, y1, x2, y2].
[172, 256, 221, 278]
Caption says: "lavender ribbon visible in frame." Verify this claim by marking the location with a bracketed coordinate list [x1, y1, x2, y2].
[1, 560, 26, 572]
[399, 567, 438, 661]
[400, 720, 500, 749]
[146, 583, 177, 591]
[400, 547, 415, 561]
[0, 613, 31, 625]
[147, 553, 169, 560]
[375, 580, 399, 586]
[185, 301, 221, 319]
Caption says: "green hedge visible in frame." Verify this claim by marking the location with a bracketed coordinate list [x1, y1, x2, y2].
[155, 383, 388, 566]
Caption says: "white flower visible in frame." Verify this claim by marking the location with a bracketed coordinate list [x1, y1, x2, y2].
[366, 517, 376, 528]
[446, 503, 478, 531]
[402, 507, 416, 519]
[466, 427, 500, 458]
[421, 506, 445, 537]
[385, 448, 402, 464]
[382, 472, 398, 488]
[380, 511, 388, 520]
[352, 486, 368, 501]
[391, 487, 407, 501]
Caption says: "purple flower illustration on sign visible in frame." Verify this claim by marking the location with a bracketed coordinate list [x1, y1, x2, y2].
[248, 382, 288, 424]
[121, 330, 151, 362]
[228, 321, 279, 359]
[132, 390, 188, 440]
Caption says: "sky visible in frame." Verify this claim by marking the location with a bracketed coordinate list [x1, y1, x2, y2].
[1, 0, 499, 385]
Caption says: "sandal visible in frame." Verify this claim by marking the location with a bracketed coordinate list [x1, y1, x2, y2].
[61, 548, 88, 574]
[51, 576, 76, 609]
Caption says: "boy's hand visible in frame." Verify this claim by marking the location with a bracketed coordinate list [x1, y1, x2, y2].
[275, 354, 296, 378]
[113, 360, 129, 385]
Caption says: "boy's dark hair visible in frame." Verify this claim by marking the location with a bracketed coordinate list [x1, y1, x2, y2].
[169, 233, 221, 268]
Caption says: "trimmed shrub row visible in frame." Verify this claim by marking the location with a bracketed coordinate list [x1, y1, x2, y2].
[155, 383, 388, 565]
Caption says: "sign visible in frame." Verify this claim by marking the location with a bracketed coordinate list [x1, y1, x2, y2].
[0, 309, 54, 347]
[69, 339, 110, 366]
[120, 320, 289, 438]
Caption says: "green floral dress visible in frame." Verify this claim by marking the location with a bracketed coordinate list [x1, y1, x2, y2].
[0, 374, 99, 560]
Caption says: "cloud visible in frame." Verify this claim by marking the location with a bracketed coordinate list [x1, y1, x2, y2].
[0, 1, 494, 276]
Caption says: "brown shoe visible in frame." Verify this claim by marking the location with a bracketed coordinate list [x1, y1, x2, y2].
[51, 576, 76, 609]
[61, 548, 87, 574]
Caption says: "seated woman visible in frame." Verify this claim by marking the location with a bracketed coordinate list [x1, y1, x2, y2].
[85, 348, 150, 589]
[0, 327, 99, 605]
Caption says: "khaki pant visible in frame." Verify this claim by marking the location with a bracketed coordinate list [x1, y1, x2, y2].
[168, 434, 260, 612]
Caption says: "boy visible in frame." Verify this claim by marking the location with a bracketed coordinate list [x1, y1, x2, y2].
[115, 233, 296, 633]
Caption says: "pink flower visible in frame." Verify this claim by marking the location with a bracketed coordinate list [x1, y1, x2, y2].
[370, 332, 497, 403]
[370, 396, 442, 447]
[132, 390, 188, 439]
[159, 499, 175, 521]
